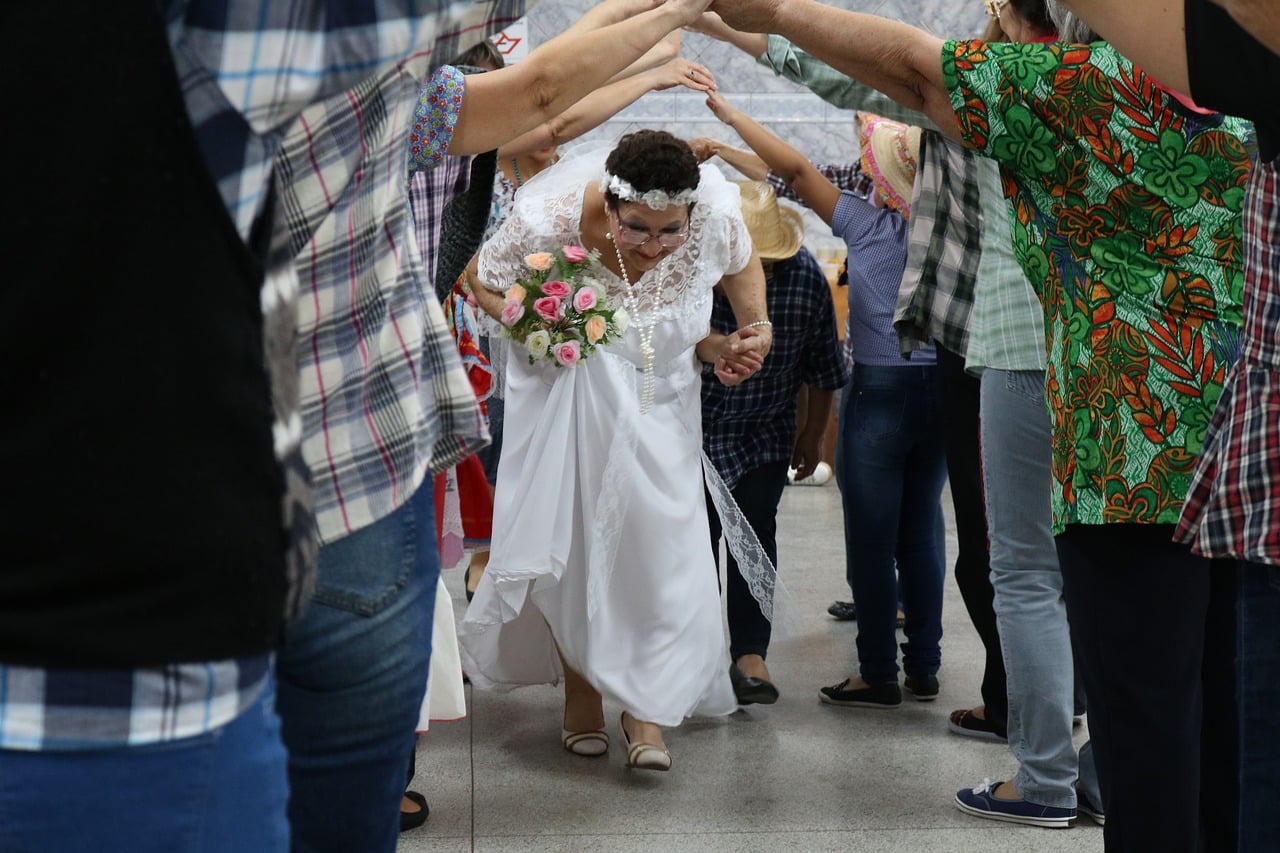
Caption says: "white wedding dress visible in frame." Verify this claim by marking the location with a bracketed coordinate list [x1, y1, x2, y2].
[457, 146, 751, 726]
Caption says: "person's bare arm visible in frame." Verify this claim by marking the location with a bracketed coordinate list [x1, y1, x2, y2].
[705, 90, 840, 224]
[499, 57, 716, 158]
[607, 30, 683, 84]
[1216, 0, 1280, 53]
[791, 386, 833, 480]
[446, 0, 712, 155]
[718, 253, 773, 363]
[1059, 0, 1191, 91]
[688, 137, 769, 181]
[684, 10, 770, 56]
[709, 0, 957, 138]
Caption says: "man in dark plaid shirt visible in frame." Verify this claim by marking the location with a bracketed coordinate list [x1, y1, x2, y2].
[702, 182, 848, 703]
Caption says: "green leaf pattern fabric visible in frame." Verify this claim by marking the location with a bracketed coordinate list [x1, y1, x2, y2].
[942, 39, 1252, 533]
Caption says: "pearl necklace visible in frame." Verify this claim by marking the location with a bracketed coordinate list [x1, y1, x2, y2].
[610, 234, 657, 414]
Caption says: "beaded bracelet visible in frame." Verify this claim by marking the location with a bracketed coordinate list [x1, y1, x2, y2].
[743, 319, 773, 330]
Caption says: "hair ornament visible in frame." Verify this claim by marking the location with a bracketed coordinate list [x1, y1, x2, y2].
[601, 171, 698, 209]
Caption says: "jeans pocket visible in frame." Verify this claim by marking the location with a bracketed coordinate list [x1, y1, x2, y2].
[1005, 369, 1046, 402]
[311, 498, 422, 615]
[853, 387, 907, 441]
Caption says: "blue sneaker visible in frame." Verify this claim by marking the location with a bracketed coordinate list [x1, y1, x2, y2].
[954, 779, 1075, 828]
[1076, 785, 1106, 826]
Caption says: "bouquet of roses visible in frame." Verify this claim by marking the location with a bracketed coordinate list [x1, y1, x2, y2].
[499, 244, 629, 367]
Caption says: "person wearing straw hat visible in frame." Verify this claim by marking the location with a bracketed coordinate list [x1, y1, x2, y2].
[706, 93, 949, 709]
[702, 181, 849, 704]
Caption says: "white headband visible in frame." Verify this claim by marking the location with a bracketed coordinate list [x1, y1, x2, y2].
[601, 171, 698, 209]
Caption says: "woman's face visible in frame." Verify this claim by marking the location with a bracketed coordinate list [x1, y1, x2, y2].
[988, 0, 1051, 43]
[608, 202, 691, 274]
[529, 146, 558, 166]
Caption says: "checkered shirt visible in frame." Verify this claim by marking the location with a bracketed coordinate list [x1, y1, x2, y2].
[892, 131, 981, 359]
[702, 248, 849, 489]
[282, 58, 511, 545]
[1177, 157, 1280, 565]
[410, 154, 471, 284]
[0, 0, 516, 752]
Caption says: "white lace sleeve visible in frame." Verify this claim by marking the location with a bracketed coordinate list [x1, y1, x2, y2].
[694, 166, 754, 278]
[476, 210, 539, 294]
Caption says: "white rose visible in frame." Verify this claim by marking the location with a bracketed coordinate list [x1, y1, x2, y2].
[612, 307, 630, 333]
[526, 329, 551, 358]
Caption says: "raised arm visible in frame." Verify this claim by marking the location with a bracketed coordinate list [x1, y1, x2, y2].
[1057, 0, 1191, 91]
[445, 0, 712, 156]
[704, 91, 840, 224]
[708, 0, 956, 137]
[499, 57, 717, 158]
[688, 138, 770, 181]
[688, 11, 931, 126]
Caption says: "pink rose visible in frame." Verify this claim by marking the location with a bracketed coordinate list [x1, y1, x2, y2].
[542, 279, 572, 298]
[572, 287, 598, 312]
[553, 340, 582, 367]
[533, 296, 562, 321]
[499, 300, 525, 327]
[562, 245, 588, 263]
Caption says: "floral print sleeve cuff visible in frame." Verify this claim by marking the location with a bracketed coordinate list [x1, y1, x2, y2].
[940, 38, 1253, 534]
[409, 64, 465, 174]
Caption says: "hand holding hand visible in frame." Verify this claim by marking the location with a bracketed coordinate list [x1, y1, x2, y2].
[712, 327, 768, 385]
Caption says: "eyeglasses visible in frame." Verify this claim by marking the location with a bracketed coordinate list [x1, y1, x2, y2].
[983, 0, 1010, 17]
[612, 216, 690, 249]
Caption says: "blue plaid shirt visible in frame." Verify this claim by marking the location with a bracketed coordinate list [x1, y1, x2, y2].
[702, 248, 849, 489]
[1, 0, 511, 753]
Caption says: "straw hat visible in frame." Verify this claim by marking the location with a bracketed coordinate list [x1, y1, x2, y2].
[733, 180, 805, 261]
[856, 112, 922, 218]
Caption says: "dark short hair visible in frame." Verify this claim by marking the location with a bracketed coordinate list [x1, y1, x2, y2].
[451, 39, 504, 70]
[603, 130, 701, 209]
[1009, 0, 1054, 33]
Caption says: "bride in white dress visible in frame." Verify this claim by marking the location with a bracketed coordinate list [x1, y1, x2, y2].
[460, 131, 773, 771]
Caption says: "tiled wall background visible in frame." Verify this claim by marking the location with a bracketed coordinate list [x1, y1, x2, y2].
[521, 0, 988, 257]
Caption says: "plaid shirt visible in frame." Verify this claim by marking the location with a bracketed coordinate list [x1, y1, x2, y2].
[284, 57, 511, 545]
[1177, 158, 1280, 565]
[892, 131, 980, 359]
[702, 248, 849, 489]
[0, 0, 512, 753]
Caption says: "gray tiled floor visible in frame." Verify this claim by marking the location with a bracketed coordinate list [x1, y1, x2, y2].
[401, 482, 1101, 852]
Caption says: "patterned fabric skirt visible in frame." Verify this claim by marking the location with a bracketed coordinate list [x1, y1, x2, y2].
[1176, 158, 1280, 566]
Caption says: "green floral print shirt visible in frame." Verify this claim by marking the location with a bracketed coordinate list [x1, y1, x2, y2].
[942, 39, 1252, 533]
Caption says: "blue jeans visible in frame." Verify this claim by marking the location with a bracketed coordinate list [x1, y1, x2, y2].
[0, 678, 288, 853]
[980, 369, 1082, 808]
[1239, 560, 1280, 851]
[276, 480, 439, 853]
[837, 364, 947, 683]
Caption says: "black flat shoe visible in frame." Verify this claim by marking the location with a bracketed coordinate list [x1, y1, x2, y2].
[729, 662, 779, 706]
[464, 567, 474, 603]
[827, 600, 857, 621]
[819, 678, 901, 708]
[399, 791, 429, 832]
